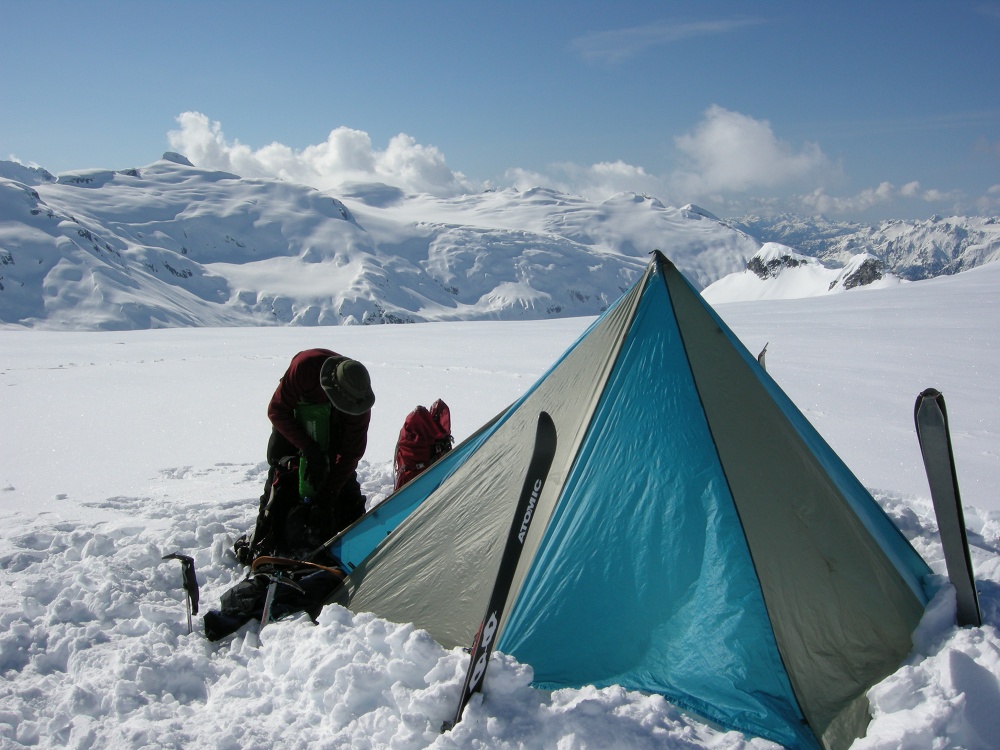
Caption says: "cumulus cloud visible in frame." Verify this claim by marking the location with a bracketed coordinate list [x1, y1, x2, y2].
[167, 112, 475, 196]
[671, 105, 837, 196]
[503, 107, 970, 219]
[795, 181, 963, 216]
[798, 184, 895, 215]
[499, 108, 843, 207]
[164, 109, 980, 220]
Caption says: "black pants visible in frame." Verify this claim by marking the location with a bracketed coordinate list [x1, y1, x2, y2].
[256, 429, 366, 550]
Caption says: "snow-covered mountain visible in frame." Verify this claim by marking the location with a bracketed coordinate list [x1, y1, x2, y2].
[0, 155, 760, 330]
[729, 213, 1000, 280]
[3, 154, 997, 330]
[702, 243, 902, 303]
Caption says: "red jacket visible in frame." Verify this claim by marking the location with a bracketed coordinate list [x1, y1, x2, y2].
[267, 348, 371, 496]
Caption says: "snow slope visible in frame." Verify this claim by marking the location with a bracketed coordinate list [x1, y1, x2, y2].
[1, 262, 998, 749]
[0, 156, 761, 330]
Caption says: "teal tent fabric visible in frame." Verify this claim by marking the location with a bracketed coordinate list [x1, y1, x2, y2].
[498, 271, 814, 749]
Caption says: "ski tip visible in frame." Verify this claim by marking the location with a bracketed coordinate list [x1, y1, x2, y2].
[914, 388, 949, 427]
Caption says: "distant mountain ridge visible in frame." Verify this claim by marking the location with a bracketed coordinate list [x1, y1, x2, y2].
[701, 243, 902, 303]
[1, 154, 997, 330]
[727, 213, 1000, 280]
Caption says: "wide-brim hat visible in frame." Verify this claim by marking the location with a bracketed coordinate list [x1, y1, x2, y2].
[320, 356, 375, 415]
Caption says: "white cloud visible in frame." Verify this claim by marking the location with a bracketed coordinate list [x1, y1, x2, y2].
[506, 160, 665, 201]
[794, 181, 964, 217]
[798, 184, 896, 215]
[571, 18, 764, 64]
[920, 188, 955, 203]
[164, 110, 984, 220]
[974, 185, 1000, 214]
[671, 105, 836, 196]
[501, 107, 840, 207]
[167, 112, 474, 196]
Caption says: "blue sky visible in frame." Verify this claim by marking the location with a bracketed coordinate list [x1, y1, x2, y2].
[2, 0, 999, 221]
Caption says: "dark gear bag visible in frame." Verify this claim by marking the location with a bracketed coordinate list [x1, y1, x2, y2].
[235, 456, 302, 565]
[393, 399, 453, 491]
[203, 565, 345, 641]
[235, 458, 368, 565]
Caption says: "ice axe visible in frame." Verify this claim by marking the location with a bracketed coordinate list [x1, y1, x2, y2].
[162, 552, 200, 634]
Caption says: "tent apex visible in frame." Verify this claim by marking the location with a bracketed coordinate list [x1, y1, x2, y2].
[651, 249, 674, 271]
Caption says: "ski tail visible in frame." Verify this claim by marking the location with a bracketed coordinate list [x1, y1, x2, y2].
[914, 388, 982, 627]
[445, 411, 558, 731]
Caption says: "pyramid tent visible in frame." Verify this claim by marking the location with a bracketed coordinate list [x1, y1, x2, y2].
[328, 251, 931, 750]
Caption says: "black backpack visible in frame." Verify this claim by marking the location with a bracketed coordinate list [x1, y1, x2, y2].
[235, 456, 315, 564]
[235, 455, 367, 566]
[203, 560, 345, 641]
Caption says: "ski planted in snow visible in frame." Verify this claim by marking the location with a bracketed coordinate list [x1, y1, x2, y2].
[914, 388, 982, 627]
[445, 411, 558, 731]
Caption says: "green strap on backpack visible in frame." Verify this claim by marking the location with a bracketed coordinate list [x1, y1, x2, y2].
[294, 402, 331, 497]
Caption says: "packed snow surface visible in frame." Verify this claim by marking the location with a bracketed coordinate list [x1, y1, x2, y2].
[1, 263, 999, 749]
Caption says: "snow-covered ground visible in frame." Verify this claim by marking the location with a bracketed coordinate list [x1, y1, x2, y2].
[1, 263, 998, 749]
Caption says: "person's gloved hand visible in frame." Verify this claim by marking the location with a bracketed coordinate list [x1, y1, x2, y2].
[302, 441, 329, 491]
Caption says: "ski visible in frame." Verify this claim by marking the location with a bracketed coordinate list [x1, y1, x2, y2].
[445, 411, 558, 731]
[914, 388, 982, 627]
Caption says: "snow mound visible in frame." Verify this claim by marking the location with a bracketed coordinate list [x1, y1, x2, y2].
[0, 460, 785, 749]
[830, 253, 888, 291]
[1, 462, 997, 749]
